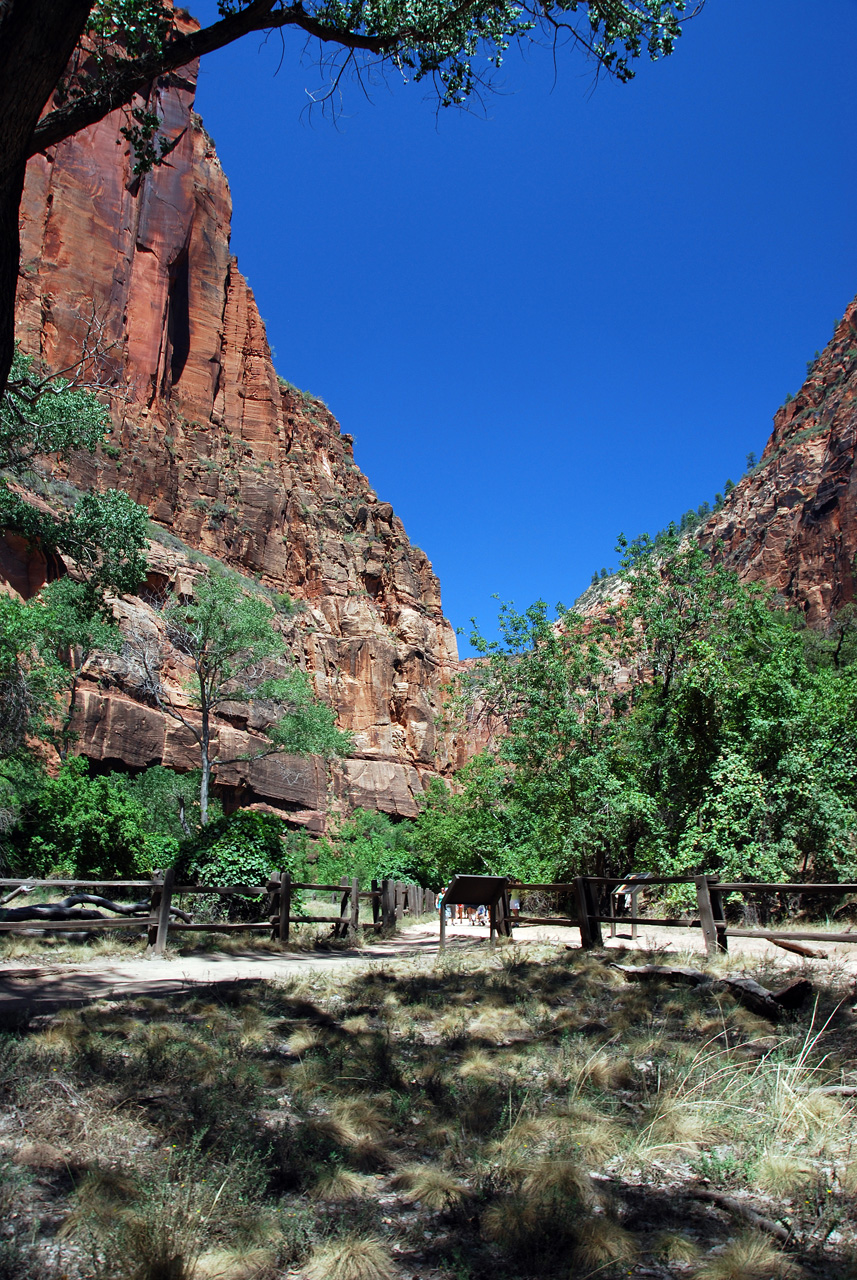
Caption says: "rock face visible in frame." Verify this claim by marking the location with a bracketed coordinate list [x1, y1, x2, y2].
[699, 299, 857, 623]
[14, 57, 459, 821]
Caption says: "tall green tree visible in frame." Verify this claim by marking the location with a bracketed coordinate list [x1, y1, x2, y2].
[435, 536, 857, 888]
[0, 347, 149, 759]
[0, 0, 694, 396]
[129, 571, 352, 822]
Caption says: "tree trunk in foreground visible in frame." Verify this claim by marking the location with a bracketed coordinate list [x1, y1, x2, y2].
[0, 0, 93, 396]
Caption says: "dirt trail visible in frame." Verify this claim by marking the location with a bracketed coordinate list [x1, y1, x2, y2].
[2, 917, 853, 1016]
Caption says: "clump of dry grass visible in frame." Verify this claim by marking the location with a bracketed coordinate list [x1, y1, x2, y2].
[310, 1169, 371, 1203]
[753, 1152, 815, 1197]
[389, 1163, 469, 1211]
[304, 1235, 396, 1280]
[573, 1216, 638, 1269]
[694, 1231, 793, 1280]
[655, 1231, 701, 1263]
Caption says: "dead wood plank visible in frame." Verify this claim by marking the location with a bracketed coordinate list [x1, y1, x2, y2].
[726, 928, 857, 943]
[720, 976, 783, 1021]
[0, 918, 154, 932]
[510, 914, 580, 926]
[770, 978, 813, 1009]
[768, 938, 828, 959]
[0, 878, 153, 889]
[591, 916, 702, 928]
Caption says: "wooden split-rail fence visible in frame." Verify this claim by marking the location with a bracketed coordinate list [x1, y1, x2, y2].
[4, 871, 857, 959]
[0, 874, 438, 954]
[488, 874, 857, 955]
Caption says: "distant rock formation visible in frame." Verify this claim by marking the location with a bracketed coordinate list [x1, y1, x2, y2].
[701, 299, 857, 623]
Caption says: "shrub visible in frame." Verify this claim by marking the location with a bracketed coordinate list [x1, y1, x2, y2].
[16, 757, 158, 879]
[178, 811, 307, 915]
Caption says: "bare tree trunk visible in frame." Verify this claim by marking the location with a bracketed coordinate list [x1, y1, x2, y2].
[0, 0, 94, 397]
[200, 704, 211, 826]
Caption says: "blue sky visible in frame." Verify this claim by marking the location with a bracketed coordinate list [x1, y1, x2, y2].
[192, 0, 857, 652]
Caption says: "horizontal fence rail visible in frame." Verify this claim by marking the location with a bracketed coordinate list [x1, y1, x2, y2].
[3, 869, 855, 959]
[0, 872, 436, 954]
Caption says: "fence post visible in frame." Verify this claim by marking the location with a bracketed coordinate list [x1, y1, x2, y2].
[696, 875, 727, 954]
[395, 882, 404, 923]
[336, 876, 350, 938]
[371, 878, 380, 932]
[153, 867, 175, 955]
[381, 879, 395, 931]
[279, 871, 291, 946]
[350, 876, 360, 937]
[574, 876, 601, 949]
[147, 871, 164, 949]
[499, 886, 513, 938]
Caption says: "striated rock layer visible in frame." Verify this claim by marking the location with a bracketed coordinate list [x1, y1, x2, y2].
[14, 57, 461, 821]
[699, 299, 857, 623]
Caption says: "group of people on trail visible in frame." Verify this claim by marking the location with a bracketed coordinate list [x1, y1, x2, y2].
[437, 884, 522, 928]
[442, 902, 489, 926]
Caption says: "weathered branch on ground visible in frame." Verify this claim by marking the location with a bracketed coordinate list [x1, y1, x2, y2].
[0, 893, 192, 924]
[611, 963, 708, 985]
[613, 965, 813, 1021]
[691, 1188, 791, 1242]
[0, 884, 32, 906]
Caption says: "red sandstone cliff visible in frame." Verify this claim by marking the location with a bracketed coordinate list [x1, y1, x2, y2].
[12, 59, 460, 821]
[700, 299, 857, 622]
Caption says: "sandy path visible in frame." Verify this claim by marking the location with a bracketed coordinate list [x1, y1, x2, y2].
[1, 916, 852, 1016]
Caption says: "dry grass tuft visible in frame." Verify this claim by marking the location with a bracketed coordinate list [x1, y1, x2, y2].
[753, 1152, 814, 1197]
[694, 1232, 793, 1280]
[481, 1193, 539, 1250]
[389, 1163, 469, 1211]
[304, 1235, 397, 1280]
[520, 1158, 595, 1206]
[310, 1168, 371, 1202]
[195, 1246, 277, 1278]
[655, 1231, 701, 1263]
[573, 1215, 638, 1269]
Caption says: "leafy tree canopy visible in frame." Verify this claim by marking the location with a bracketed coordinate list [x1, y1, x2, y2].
[0, 0, 696, 396]
[420, 536, 857, 894]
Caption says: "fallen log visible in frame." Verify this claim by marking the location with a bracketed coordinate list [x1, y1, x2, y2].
[719, 976, 785, 1021]
[770, 978, 813, 1009]
[0, 893, 192, 925]
[0, 885, 33, 906]
[613, 966, 811, 1021]
[691, 1188, 790, 1242]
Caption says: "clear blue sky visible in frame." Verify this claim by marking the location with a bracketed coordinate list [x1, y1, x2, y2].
[192, 0, 857, 653]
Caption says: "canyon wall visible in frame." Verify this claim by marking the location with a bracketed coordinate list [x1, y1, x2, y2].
[13, 58, 462, 823]
[700, 298, 857, 621]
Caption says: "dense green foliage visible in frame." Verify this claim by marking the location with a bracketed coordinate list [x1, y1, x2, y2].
[15, 757, 159, 879]
[314, 807, 425, 887]
[418, 537, 857, 894]
[180, 809, 303, 888]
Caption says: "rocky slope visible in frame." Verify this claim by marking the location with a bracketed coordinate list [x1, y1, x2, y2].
[12, 52, 461, 823]
[700, 298, 857, 622]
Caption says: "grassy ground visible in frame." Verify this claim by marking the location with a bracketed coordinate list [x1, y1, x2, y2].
[1, 942, 856, 1279]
